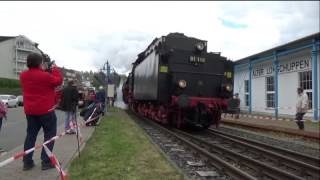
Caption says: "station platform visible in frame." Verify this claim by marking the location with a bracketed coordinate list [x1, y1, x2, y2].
[221, 113, 320, 139]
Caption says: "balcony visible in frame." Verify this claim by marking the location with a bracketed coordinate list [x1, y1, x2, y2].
[15, 57, 26, 63]
[14, 67, 27, 73]
[16, 43, 37, 52]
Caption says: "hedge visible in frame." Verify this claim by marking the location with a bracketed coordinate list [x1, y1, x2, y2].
[0, 78, 21, 96]
[0, 77, 21, 88]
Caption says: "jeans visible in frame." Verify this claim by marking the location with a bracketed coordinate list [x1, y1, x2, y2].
[64, 111, 76, 131]
[296, 112, 305, 130]
[99, 102, 106, 114]
[23, 111, 57, 164]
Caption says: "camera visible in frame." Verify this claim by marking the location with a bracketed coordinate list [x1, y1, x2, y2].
[42, 54, 55, 73]
[47, 60, 55, 72]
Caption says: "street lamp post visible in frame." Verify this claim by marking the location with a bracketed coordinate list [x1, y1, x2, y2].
[102, 61, 111, 110]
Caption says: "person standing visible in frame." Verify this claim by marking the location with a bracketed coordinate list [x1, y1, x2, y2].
[60, 80, 79, 134]
[295, 88, 309, 130]
[20, 53, 63, 171]
[96, 86, 106, 115]
[0, 99, 8, 153]
[112, 92, 117, 107]
[89, 89, 96, 104]
[234, 93, 240, 119]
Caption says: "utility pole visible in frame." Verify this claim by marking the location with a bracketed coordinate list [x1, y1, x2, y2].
[102, 61, 110, 110]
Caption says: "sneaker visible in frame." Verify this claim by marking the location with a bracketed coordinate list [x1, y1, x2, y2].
[66, 130, 76, 135]
[23, 162, 35, 171]
[67, 131, 76, 135]
[41, 161, 55, 170]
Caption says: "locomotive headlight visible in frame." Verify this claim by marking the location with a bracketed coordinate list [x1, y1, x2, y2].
[225, 84, 233, 92]
[195, 42, 205, 51]
[178, 80, 187, 88]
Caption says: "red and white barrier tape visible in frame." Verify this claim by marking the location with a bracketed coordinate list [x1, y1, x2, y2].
[0, 131, 65, 168]
[48, 104, 59, 112]
[87, 108, 97, 122]
[0, 109, 102, 168]
[43, 144, 68, 180]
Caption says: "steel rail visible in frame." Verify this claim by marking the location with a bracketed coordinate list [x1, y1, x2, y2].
[208, 128, 320, 167]
[174, 129, 306, 180]
[206, 129, 320, 179]
[136, 115, 256, 180]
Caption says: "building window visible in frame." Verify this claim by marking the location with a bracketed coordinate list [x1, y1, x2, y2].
[266, 76, 275, 108]
[299, 71, 312, 109]
[18, 41, 24, 48]
[244, 80, 249, 106]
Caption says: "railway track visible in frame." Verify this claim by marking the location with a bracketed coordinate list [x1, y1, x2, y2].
[173, 129, 319, 180]
[205, 128, 320, 179]
[130, 111, 320, 180]
[208, 128, 320, 167]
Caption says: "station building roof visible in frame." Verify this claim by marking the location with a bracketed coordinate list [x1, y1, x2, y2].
[0, 36, 15, 42]
[235, 32, 320, 66]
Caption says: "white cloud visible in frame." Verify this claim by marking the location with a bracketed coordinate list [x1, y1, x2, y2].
[0, 1, 318, 74]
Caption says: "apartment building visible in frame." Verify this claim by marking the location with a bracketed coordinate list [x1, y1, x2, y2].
[0, 35, 41, 79]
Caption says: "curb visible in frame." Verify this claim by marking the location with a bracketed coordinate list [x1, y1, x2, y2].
[60, 124, 97, 175]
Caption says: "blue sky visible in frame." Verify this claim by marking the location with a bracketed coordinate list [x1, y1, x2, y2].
[219, 18, 248, 29]
[0, 1, 319, 73]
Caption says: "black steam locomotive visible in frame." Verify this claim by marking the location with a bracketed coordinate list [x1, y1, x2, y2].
[123, 33, 233, 129]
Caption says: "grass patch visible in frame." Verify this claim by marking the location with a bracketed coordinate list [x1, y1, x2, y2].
[69, 109, 184, 180]
[106, 106, 118, 112]
[0, 77, 21, 95]
[305, 120, 320, 128]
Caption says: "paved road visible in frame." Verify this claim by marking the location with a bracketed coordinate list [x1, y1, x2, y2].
[0, 107, 65, 152]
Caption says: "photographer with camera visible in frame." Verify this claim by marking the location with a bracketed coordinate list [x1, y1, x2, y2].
[20, 53, 63, 171]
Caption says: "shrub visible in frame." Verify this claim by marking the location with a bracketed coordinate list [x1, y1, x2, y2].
[0, 77, 21, 88]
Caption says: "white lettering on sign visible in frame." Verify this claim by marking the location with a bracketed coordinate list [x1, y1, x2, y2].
[252, 58, 311, 78]
[189, 56, 206, 64]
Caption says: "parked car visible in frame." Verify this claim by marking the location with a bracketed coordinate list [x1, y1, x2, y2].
[17, 95, 23, 106]
[0, 95, 18, 108]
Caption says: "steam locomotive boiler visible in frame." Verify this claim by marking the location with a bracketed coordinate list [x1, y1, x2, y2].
[123, 33, 233, 129]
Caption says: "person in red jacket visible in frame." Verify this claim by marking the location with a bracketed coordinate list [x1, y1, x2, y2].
[20, 53, 63, 171]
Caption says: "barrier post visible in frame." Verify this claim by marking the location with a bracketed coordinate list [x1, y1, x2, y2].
[74, 107, 81, 157]
[273, 51, 279, 120]
[312, 39, 319, 121]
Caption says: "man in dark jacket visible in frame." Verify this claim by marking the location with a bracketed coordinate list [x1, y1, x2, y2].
[96, 86, 106, 115]
[60, 80, 79, 134]
[20, 53, 63, 171]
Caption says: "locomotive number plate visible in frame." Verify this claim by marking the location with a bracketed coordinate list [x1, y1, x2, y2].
[189, 56, 206, 65]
